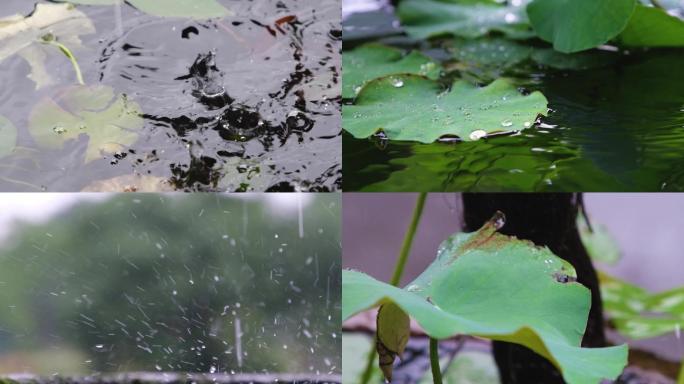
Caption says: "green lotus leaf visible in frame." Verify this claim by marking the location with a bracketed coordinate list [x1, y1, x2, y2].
[28, 85, 144, 163]
[343, 75, 548, 143]
[398, 0, 535, 40]
[0, 3, 95, 89]
[343, 43, 441, 99]
[617, 4, 684, 47]
[343, 215, 628, 384]
[57, 0, 233, 18]
[527, 0, 636, 53]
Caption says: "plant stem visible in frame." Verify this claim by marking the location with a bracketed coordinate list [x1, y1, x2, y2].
[429, 338, 443, 384]
[42, 39, 85, 85]
[389, 192, 427, 286]
[677, 361, 684, 384]
[359, 192, 428, 384]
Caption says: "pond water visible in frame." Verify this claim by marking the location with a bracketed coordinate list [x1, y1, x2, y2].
[0, 0, 341, 192]
[343, 3, 684, 192]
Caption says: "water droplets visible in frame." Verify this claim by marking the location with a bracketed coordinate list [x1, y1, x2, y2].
[53, 126, 67, 134]
[500, 119, 513, 128]
[469, 130, 487, 141]
[390, 77, 404, 88]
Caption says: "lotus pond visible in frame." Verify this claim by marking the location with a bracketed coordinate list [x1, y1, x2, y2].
[342, 0, 684, 192]
[0, 0, 341, 192]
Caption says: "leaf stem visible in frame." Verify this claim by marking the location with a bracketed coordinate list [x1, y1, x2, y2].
[41, 37, 85, 85]
[650, 0, 665, 9]
[359, 192, 428, 384]
[390, 192, 427, 286]
[429, 338, 443, 384]
[677, 360, 684, 384]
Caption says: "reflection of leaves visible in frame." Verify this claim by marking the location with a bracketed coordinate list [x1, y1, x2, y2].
[0, 3, 94, 89]
[397, 0, 534, 40]
[527, 0, 636, 53]
[617, 4, 684, 47]
[600, 272, 684, 339]
[58, 0, 234, 19]
[343, 43, 441, 99]
[343, 215, 628, 384]
[0, 115, 17, 158]
[343, 75, 547, 143]
[28, 85, 143, 163]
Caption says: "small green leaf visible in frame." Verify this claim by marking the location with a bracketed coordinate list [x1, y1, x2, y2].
[343, 75, 548, 143]
[577, 214, 621, 264]
[343, 43, 441, 99]
[617, 4, 684, 47]
[527, 0, 637, 53]
[0, 115, 18, 158]
[398, 0, 535, 40]
[28, 85, 144, 163]
[343, 215, 628, 384]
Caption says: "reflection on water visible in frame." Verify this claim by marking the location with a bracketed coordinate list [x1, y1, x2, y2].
[0, 0, 341, 191]
[0, 194, 341, 376]
[343, 3, 684, 192]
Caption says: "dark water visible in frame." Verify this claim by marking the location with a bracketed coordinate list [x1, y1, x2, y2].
[0, 0, 341, 191]
[343, 8, 684, 192]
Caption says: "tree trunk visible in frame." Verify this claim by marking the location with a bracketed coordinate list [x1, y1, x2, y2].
[462, 193, 605, 384]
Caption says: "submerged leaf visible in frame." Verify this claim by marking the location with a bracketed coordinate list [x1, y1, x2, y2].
[0, 115, 18, 158]
[0, 3, 95, 89]
[343, 214, 628, 384]
[343, 43, 441, 99]
[28, 85, 144, 163]
[343, 75, 548, 143]
[398, 0, 534, 40]
[59, 0, 233, 18]
[527, 0, 636, 53]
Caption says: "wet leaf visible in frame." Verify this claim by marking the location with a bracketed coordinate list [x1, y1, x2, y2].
[0, 115, 17, 158]
[343, 75, 548, 143]
[343, 214, 628, 384]
[617, 4, 684, 47]
[81, 174, 173, 192]
[0, 3, 95, 89]
[578, 213, 621, 264]
[60, 0, 234, 19]
[397, 0, 535, 40]
[527, 0, 636, 53]
[28, 85, 144, 163]
[343, 43, 441, 99]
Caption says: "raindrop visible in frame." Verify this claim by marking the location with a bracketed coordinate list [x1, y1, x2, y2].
[469, 130, 487, 141]
[523, 121, 532, 128]
[53, 126, 67, 134]
[504, 12, 518, 23]
[390, 77, 404, 88]
[406, 284, 420, 292]
[501, 119, 513, 128]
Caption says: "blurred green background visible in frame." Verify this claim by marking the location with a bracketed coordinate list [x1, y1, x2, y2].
[0, 194, 340, 376]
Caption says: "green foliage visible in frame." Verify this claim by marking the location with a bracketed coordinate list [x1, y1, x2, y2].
[343, 75, 547, 143]
[577, 213, 621, 264]
[28, 85, 143, 163]
[0, 116, 17, 158]
[342, 215, 628, 384]
[342, 43, 441, 99]
[398, 0, 534, 40]
[600, 272, 684, 339]
[419, 350, 500, 384]
[617, 4, 684, 46]
[57, 0, 233, 18]
[0, 194, 340, 374]
[527, 0, 636, 53]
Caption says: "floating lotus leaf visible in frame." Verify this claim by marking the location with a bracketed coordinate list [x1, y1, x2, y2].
[0, 115, 17, 158]
[397, 0, 534, 40]
[343, 43, 441, 99]
[58, 0, 233, 18]
[343, 214, 628, 384]
[28, 85, 143, 163]
[343, 75, 548, 143]
[0, 3, 95, 89]
[527, 0, 637, 53]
